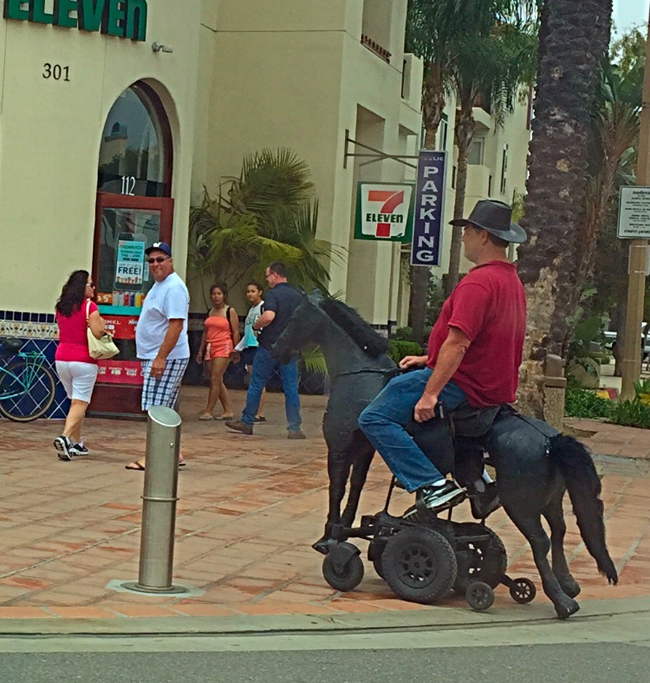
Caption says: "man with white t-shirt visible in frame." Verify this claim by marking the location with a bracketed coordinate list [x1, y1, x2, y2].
[126, 241, 190, 470]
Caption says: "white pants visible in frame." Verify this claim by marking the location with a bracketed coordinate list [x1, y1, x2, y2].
[55, 361, 99, 403]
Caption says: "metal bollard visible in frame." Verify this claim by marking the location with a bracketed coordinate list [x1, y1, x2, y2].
[122, 406, 187, 594]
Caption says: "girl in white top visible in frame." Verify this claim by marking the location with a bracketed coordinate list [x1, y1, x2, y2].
[234, 281, 266, 421]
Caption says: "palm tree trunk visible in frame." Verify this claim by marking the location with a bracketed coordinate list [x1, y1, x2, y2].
[409, 63, 446, 343]
[446, 108, 475, 297]
[515, 0, 612, 417]
[408, 267, 430, 344]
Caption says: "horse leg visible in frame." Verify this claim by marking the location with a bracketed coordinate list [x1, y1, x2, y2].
[544, 485, 581, 598]
[312, 444, 353, 554]
[340, 434, 375, 528]
[505, 506, 580, 619]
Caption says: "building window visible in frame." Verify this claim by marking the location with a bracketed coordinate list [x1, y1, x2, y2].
[98, 83, 173, 198]
[500, 144, 509, 194]
[468, 137, 485, 165]
[438, 114, 449, 151]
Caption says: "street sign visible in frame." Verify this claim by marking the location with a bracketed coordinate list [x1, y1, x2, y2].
[617, 186, 650, 238]
[411, 150, 447, 266]
[354, 182, 414, 242]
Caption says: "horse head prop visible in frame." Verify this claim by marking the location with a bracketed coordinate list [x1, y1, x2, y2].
[271, 290, 327, 366]
[271, 295, 396, 552]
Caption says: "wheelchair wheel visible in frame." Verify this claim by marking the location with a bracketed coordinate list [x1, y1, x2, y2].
[381, 527, 457, 604]
[509, 577, 537, 604]
[452, 523, 507, 594]
[322, 544, 364, 592]
[466, 581, 495, 611]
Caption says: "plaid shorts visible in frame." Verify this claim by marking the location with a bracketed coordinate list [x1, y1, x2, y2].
[141, 358, 189, 411]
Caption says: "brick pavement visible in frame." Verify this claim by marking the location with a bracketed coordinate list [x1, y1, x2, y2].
[0, 389, 647, 621]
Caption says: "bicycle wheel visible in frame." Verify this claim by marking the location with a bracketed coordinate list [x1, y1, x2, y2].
[0, 360, 56, 422]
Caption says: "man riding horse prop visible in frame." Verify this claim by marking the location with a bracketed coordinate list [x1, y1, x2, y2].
[272, 199, 617, 619]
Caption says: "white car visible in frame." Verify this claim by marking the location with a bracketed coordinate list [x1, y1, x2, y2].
[603, 325, 650, 358]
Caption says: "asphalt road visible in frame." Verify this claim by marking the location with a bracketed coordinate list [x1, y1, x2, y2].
[1, 610, 649, 683]
[0, 643, 648, 683]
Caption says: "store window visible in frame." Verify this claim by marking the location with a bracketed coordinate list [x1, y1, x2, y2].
[97, 83, 172, 198]
[90, 82, 175, 416]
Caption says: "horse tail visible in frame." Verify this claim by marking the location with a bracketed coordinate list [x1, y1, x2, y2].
[548, 434, 618, 585]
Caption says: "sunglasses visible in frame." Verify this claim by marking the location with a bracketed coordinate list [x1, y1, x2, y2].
[147, 257, 170, 264]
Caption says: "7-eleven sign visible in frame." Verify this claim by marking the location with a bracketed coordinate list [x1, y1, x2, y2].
[354, 182, 415, 242]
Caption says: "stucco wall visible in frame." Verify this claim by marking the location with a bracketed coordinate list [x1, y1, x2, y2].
[0, 1, 202, 313]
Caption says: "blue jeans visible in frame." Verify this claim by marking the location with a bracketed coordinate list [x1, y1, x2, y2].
[358, 368, 467, 492]
[241, 346, 302, 432]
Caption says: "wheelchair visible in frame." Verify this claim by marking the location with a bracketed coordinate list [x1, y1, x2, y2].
[320, 404, 537, 612]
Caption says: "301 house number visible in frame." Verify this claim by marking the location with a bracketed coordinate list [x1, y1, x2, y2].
[43, 63, 70, 81]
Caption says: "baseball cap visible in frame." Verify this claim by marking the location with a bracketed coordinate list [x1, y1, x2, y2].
[145, 241, 172, 257]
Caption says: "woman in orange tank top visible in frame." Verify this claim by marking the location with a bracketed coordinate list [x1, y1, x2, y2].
[197, 283, 240, 420]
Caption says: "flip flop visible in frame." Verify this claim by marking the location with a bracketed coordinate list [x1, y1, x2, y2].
[215, 415, 235, 421]
[126, 461, 186, 470]
[198, 414, 214, 421]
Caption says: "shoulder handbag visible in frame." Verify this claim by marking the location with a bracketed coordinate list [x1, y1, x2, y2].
[86, 300, 119, 360]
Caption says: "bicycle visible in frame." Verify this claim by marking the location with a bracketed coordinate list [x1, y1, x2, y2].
[0, 337, 56, 422]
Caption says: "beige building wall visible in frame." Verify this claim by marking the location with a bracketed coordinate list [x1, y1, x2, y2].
[0, 1, 202, 314]
[193, 0, 422, 326]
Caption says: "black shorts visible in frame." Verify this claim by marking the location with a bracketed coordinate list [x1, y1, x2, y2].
[241, 346, 258, 367]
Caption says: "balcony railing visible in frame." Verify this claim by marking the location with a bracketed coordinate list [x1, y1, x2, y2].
[360, 34, 391, 63]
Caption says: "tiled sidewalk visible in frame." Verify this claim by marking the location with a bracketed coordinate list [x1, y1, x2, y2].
[0, 389, 647, 621]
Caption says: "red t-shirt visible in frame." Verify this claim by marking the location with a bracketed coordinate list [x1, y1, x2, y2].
[427, 261, 526, 407]
[55, 301, 99, 364]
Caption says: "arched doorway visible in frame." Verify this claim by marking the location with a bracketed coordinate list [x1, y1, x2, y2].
[90, 82, 175, 417]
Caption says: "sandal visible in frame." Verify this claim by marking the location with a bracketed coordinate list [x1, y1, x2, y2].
[126, 461, 186, 471]
[198, 414, 214, 421]
[215, 414, 235, 421]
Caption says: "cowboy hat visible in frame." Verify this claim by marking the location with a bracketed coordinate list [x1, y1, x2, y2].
[450, 199, 527, 244]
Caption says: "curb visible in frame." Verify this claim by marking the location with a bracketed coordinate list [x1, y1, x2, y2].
[0, 596, 648, 638]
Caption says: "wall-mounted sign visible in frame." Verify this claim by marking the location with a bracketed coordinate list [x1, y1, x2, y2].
[411, 150, 447, 266]
[115, 238, 145, 287]
[354, 182, 414, 242]
[617, 186, 650, 239]
[3, 0, 148, 42]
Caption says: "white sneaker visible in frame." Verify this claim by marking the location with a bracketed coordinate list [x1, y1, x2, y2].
[53, 435, 72, 461]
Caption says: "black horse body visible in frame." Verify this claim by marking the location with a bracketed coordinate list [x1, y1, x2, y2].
[272, 294, 617, 618]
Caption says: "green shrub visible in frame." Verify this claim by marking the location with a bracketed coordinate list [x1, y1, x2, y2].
[609, 399, 650, 429]
[388, 339, 423, 366]
[564, 386, 612, 419]
[393, 326, 414, 341]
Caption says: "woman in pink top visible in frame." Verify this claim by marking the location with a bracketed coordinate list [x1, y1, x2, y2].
[54, 270, 106, 461]
[196, 282, 240, 420]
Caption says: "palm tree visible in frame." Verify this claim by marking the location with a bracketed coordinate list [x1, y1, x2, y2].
[188, 149, 335, 306]
[446, 18, 538, 295]
[515, 0, 613, 417]
[578, 57, 642, 288]
[405, 1, 538, 336]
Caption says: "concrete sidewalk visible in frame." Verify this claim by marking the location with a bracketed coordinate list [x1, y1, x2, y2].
[0, 388, 648, 626]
